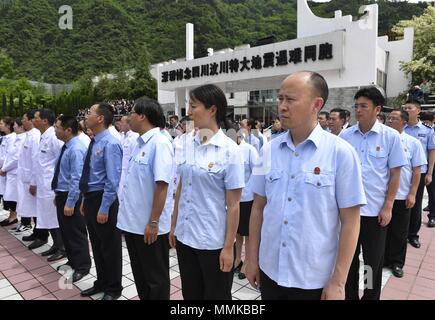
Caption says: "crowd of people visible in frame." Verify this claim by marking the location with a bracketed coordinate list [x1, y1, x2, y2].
[0, 71, 433, 301]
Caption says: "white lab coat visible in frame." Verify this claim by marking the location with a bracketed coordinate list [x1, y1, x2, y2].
[0, 133, 16, 196]
[17, 128, 41, 218]
[2, 132, 25, 202]
[118, 130, 139, 200]
[33, 127, 63, 229]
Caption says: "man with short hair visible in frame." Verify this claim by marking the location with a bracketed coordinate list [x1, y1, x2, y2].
[117, 97, 174, 300]
[79, 103, 123, 300]
[240, 118, 260, 152]
[385, 110, 426, 278]
[247, 71, 365, 300]
[30, 109, 66, 262]
[328, 108, 346, 136]
[318, 111, 329, 130]
[53, 115, 92, 282]
[16, 111, 41, 235]
[117, 115, 138, 200]
[341, 87, 407, 300]
[403, 100, 435, 235]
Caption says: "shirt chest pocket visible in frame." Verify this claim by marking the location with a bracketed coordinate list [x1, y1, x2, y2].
[368, 148, 388, 168]
[265, 170, 284, 198]
[304, 172, 335, 188]
[135, 155, 150, 165]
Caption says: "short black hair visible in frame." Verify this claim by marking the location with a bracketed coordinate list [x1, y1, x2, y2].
[24, 109, 36, 120]
[247, 118, 256, 129]
[15, 117, 23, 127]
[420, 111, 434, 121]
[305, 71, 329, 108]
[38, 108, 56, 126]
[190, 84, 227, 127]
[134, 97, 165, 128]
[2, 116, 14, 132]
[95, 102, 114, 128]
[330, 108, 346, 121]
[57, 115, 79, 135]
[319, 111, 329, 119]
[354, 86, 385, 107]
[391, 109, 409, 122]
[405, 100, 421, 109]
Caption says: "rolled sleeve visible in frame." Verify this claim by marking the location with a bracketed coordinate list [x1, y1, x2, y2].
[153, 142, 173, 184]
[335, 141, 367, 209]
[224, 149, 245, 190]
[99, 142, 122, 215]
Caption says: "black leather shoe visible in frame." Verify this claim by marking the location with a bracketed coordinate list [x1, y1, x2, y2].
[409, 238, 421, 249]
[238, 272, 246, 280]
[72, 271, 89, 283]
[101, 293, 121, 300]
[392, 265, 404, 278]
[41, 247, 58, 257]
[428, 219, 435, 228]
[22, 234, 36, 242]
[81, 286, 103, 297]
[28, 239, 48, 250]
[57, 261, 72, 271]
[233, 261, 243, 273]
[423, 205, 430, 212]
[47, 251, 66, 262]
[0, 219, 18, 227]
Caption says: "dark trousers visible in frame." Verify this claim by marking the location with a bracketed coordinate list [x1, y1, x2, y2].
[385, 200, 411, 268]
[176, 240, 234, 300]
[409, 173, 425, 241]
[21, 217, 32, 226]
[124, 232, 170, 300]
[33, 217, 49, 241]
[345, 216, 387, 300]
[260, 270, 322, 300]
[55, 192, 91, 273]
[49, 228, 64, 252]
[83, 191, 122, 295]
[427, 171, 435, 220]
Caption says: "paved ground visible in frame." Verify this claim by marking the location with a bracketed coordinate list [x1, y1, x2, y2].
[0, 193, 434, 300]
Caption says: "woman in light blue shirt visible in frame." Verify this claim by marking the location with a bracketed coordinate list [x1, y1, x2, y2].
[169, 84, 245, 300]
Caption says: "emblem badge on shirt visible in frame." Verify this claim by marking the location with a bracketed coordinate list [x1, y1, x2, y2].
[314, 167, 321, 175]
[96, 149, 102, 156]
[141, 151, 145, 157]
[418, 133, 426, 138]
[376, 146, 381, 152]
[208, 162, 214, 170]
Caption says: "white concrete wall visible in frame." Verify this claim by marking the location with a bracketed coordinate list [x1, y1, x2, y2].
[297, 0, 379, 88]
[378, 27, 414, 98]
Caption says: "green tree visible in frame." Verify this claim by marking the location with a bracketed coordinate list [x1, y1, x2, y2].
[0, 51, 15, 79]
[392, 5, 435, 84]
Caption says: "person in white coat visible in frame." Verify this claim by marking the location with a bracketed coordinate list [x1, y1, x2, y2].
[0, 118, 26, 229]
[17, 111, 46, 240]
[0, 117, 18, 226]
[29, 109, 66, 262]
[117, 115, 138, 200]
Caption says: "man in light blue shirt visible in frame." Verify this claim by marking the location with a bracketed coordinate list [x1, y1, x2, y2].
[403, 100, 435, 241]
[240, 118, 260, 152]
[117, 97, 174, 300]
[247, 71, 366, 300]
[384, 110, 426, 278]
[79, 102, 123, 300]
[53, 115, 91, 283]
[340, 86, 407, 300]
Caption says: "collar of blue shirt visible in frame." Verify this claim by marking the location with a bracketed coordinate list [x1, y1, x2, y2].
[404, 121, 424, 130]
[138, 127, 160, 146]
[278, 124, 324, 151]
[194, 128, 227, 147]
[353, 120, 382, 135]
[94, 129, 110, 142]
